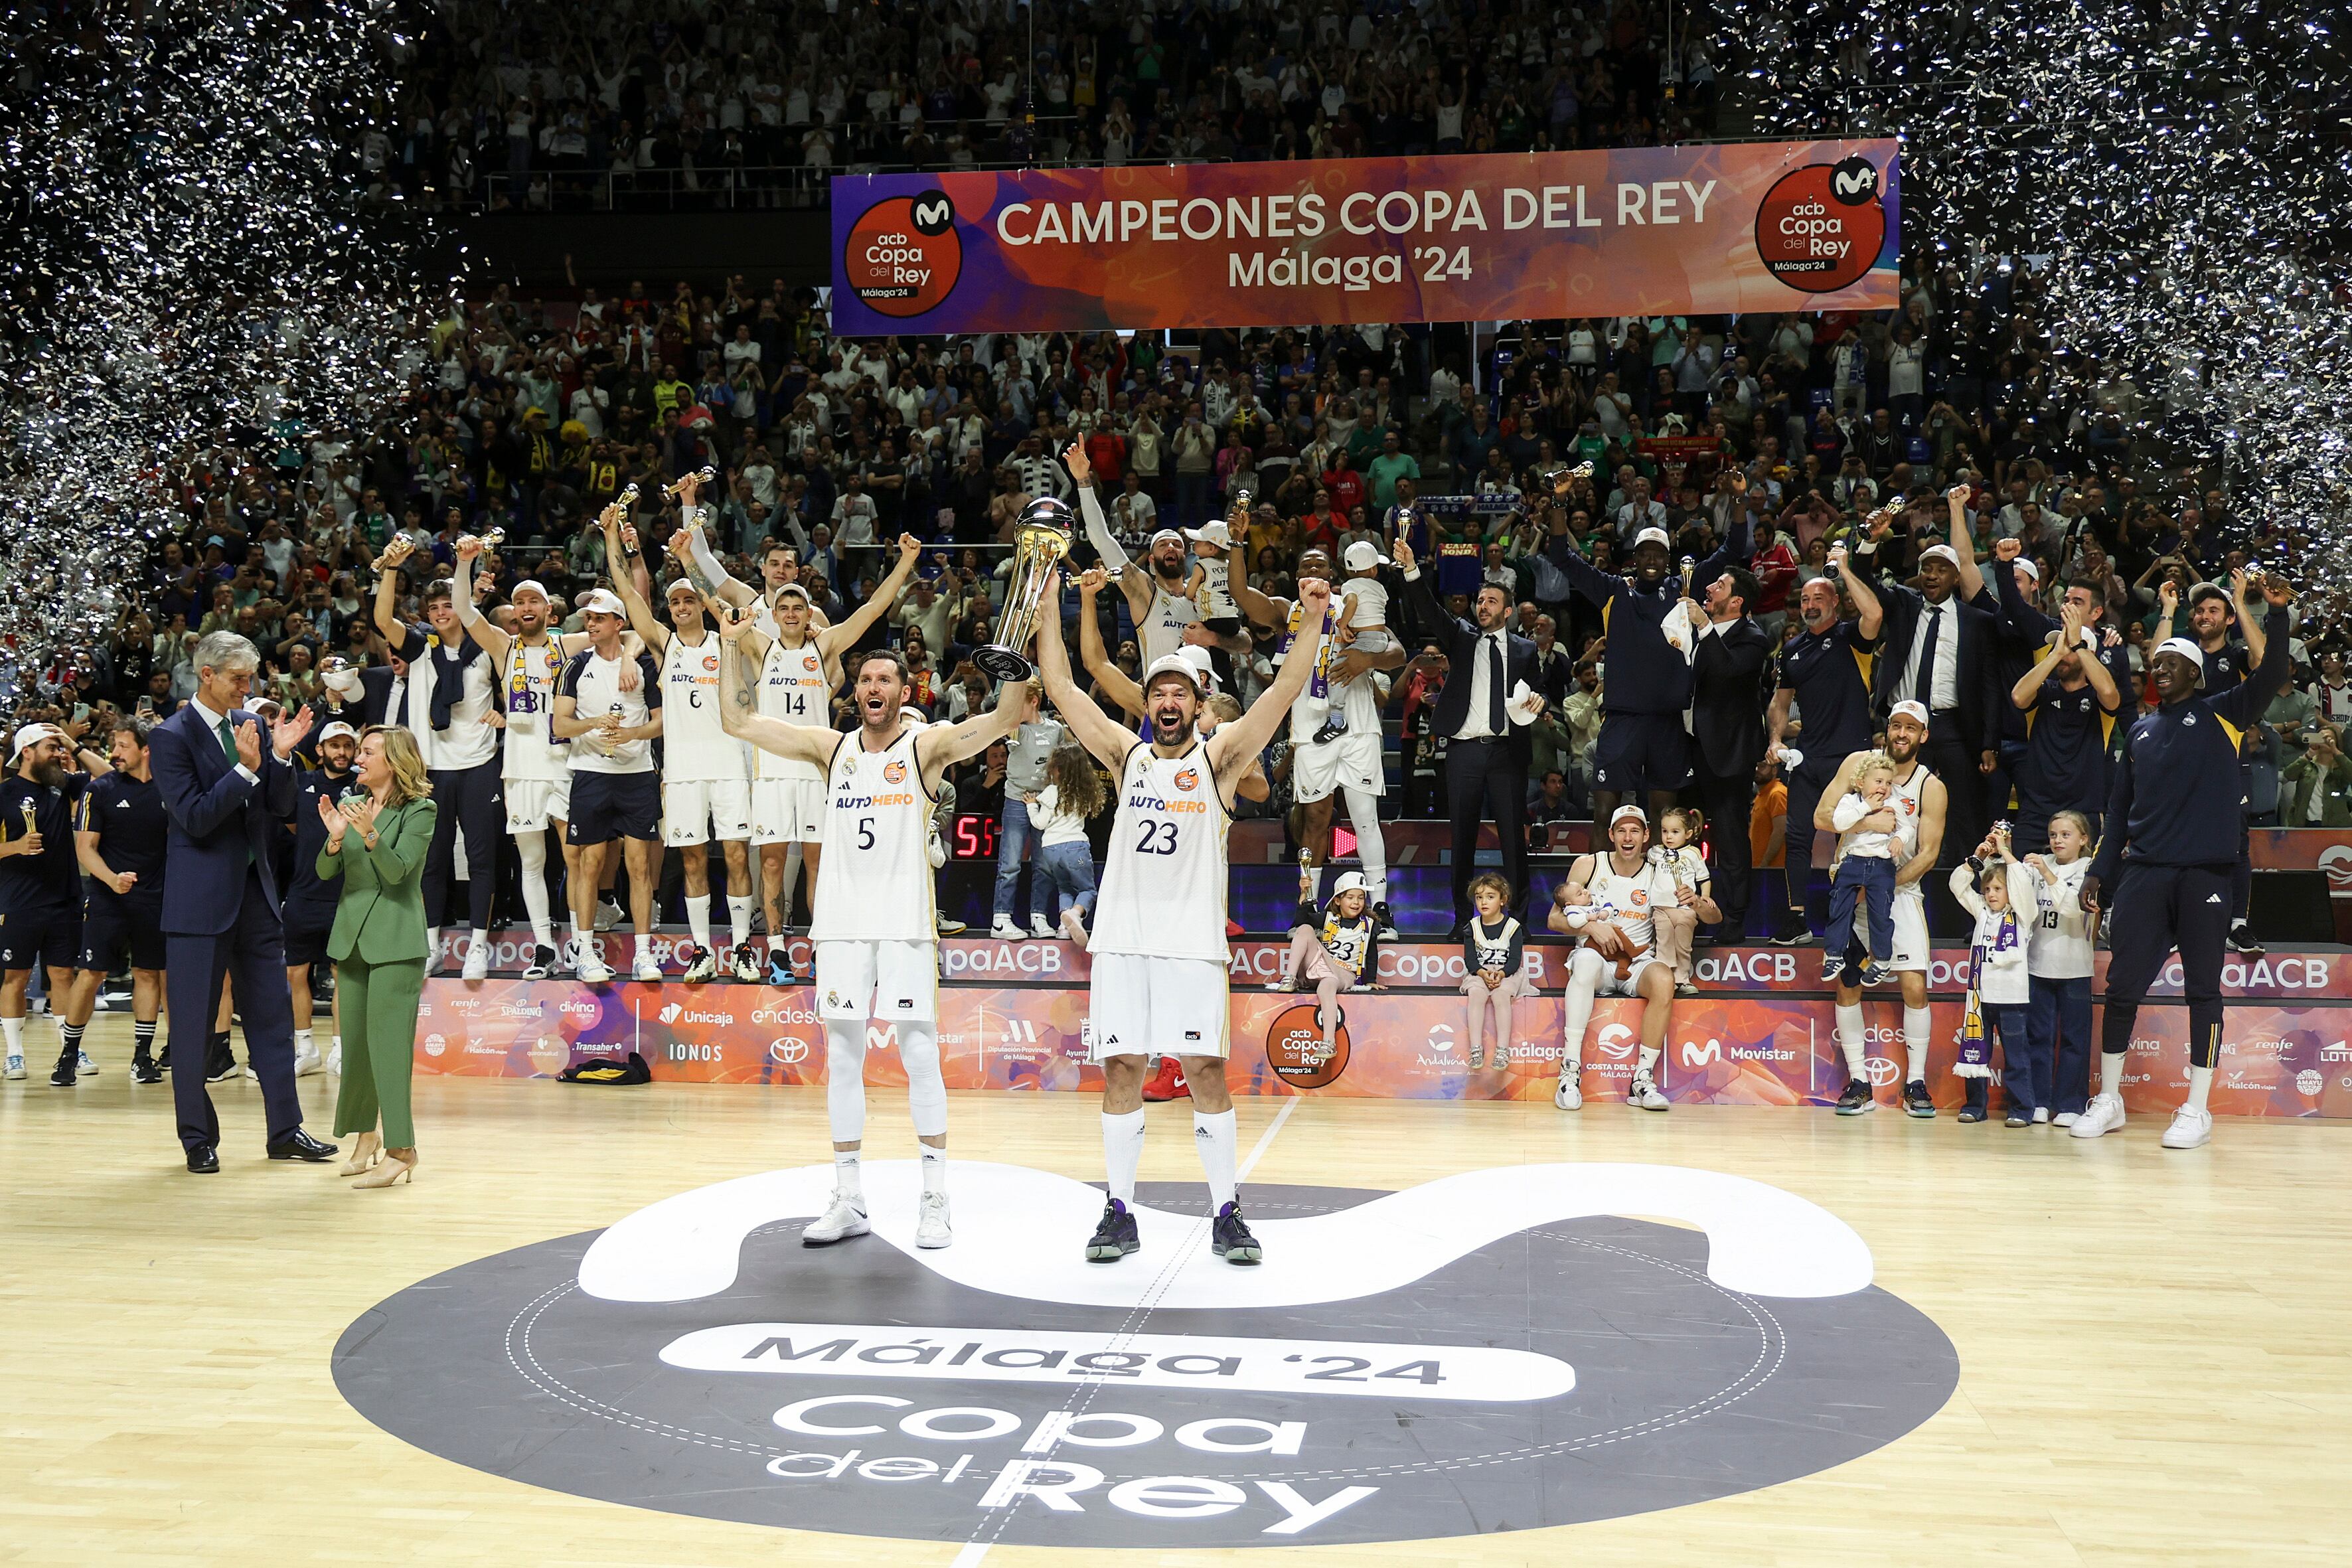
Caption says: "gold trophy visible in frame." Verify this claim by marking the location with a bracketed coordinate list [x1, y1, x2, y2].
[974, 496, 1074, 682]
[1545, 460, 1595, 500]
[665, 465, 719, 499]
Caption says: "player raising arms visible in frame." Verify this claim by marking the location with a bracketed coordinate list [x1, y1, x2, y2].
[451, 536, 619, 977]
[1034, 568, 1331, 1267]
[678, 524, 923, 982]
[600, 505, 761, 983]
[716, 609, 1033, 1251]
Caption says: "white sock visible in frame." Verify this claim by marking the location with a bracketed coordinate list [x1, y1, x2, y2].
[1836, 1002, 1867, 1079]
[516, 831, 555, 946]
[3, 1016, 22, 1055]
[833, 1147, 864, 1202]
[2100, 1051, 2124, 1099]
[466, 929, 489, 954]
[566, 919, 583, 950]
[1903, 1004, 1932, 1083]
[1636, 1043, 1660, 1081]
[634, 932, 653, 961]
[728, 896, 754, 947]
[1561, 979, 1596, 1075]
[295, 1028, 313, 1054]
[769, 930, 790, 953]
[1342, 785, 1388, 903]
[2185, 1063, 2214, 1114]
[426, 926, 441, 963]
[920, 1144, 947, 1196]
[688, 898, 714, 953]
[1102, 1107, 1146, 1204]
[1193, 1108, 1237, 1212]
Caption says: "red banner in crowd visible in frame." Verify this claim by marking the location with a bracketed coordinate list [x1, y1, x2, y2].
[829, 140, 1899, 335]
[414, 962, 2352, 1119]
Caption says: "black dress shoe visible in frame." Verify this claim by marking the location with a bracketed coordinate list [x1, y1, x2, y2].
[266, 1129, 341, 1162]
[186, 1144, 220, 1174]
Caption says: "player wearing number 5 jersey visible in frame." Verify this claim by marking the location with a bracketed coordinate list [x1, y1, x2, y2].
[681, 524, 922, 982]
[1034, 567, 1332, 1269]
[452, 536, 618, 978]
[717, 609, 1033, 1251]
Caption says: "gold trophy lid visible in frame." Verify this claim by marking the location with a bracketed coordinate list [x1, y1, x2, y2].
[1014, 495, 1075, 536]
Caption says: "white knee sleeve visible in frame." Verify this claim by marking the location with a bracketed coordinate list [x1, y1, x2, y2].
[1342, 786, 1387, 902]
[824, 1020, 868, 1144]
[1561, 949, 1607, 1067]
[514, 830, 552, 937]
[900, 1020, 947, 1139]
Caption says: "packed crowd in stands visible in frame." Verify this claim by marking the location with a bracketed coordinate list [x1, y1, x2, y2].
[370, 0, 1721, 208]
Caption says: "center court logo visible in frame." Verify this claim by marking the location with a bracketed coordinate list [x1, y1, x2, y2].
[334, 1162, 1955, 1548]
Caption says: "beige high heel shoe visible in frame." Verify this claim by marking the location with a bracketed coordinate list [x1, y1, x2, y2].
[339, 1131, 382, 1176]
[353, 1148, 416, 1189]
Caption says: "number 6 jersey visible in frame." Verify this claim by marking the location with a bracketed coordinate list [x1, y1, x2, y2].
[1090, 739, 1231, 963]
[809, 727, 937, 943]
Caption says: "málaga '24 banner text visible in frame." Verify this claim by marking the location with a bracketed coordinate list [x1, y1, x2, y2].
[829, 139, 1897, 335]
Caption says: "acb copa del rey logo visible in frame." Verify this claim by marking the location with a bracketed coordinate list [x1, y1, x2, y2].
[1753, 155, 1887, 293]
[843, 190, 963, 318]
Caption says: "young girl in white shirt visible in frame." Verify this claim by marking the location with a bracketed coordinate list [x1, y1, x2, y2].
[2023, 811, 2096, 1125]
[1030, 744, 1105, 947]
[1948, 824, 2037, 1126]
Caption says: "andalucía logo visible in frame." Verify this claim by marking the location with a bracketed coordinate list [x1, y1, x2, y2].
[335, 1162, 1955, 1547]
[842, 191, 963, 319]
[1753, 154, 1887, 294]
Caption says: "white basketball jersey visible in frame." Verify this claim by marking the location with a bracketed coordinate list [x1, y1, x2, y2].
[559, 649, 657, 774]
[659, 631, 746, 782]
[809, 728, 935, 942]
[1091, 740, 1231, 963]
[2027, 856, 2094, 979]
[409, 639, 499, 770]
[1141, 580, 1200, 666]
[756, 637, 829, 782]
[1889, 760, 1928, 870]
[500, 638, 570, 782]
[1579, 854, 1672, 950]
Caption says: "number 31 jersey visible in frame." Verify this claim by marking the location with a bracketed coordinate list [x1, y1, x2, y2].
[1091, 740, 1231, 963]
[809, 727, 936, 943]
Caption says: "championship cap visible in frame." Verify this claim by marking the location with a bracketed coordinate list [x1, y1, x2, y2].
[1142, 653, 1206, 692]
[9, 722, 64, 761]
[1919, 544, 1962, 568]
[317, 721, 359, 744]
[1632, 526, 1672, 550]
[1889, 698, 1932, 728]
[1148, 528, 1185, 550]
[1608, 803, 1649, 829]
[1185, 520, 1233, 550]
[773, 581, 813, 603]
[1328, 870, 1370, 899]
[1176, 645, 1217, 690]
[1342, 538, 1383, 572]
[2154, 637, 2207, 684]
[508, 578, 550, 602]
[578, 588, 627, 617]
[2010, 557, 2041, 583]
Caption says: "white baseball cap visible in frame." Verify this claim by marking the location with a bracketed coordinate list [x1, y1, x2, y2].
[2154, 637, 2206, 684]
[1184, 520, 1233, 550]
[1328, 870, 1370, 899]
[1919, 544, 1962, 568]
[578, 588, 627, 617]
[2010, 558, 2041, 583]
[1632, 526, 1672, 550]
[9, 722, 64, 761]
[1342, 538, 1383, 572]
[1176, 645, 1217, 690]
[1142, 653, 1206, 692]
[317, 721, 360, 744]
[509, 578, 551, 603]
[1147, 528, 1185, 549]
[773, 582, 813, 604]
[1888, 699, 1932, 728]
[1608, 803, 1649, 829]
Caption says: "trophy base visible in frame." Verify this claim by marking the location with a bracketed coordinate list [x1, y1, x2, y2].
[973, 647, 1036, 684]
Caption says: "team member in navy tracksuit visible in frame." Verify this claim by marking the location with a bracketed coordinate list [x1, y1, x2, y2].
[1549, 510, 1750, 834]
[62, 720, 172, 1084]
[2074, 570, 2294, 1152]
[1765, 540, 1882, 940]
[2006, 603, 2123, 856]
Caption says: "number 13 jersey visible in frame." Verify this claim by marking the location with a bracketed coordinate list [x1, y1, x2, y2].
[1091, 740, 1231, 963]
[809, 727, 936, 943]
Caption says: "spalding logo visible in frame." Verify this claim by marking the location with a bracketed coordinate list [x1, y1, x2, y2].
[1172, 767, 1199, 791]
[883, 760, 907, 784]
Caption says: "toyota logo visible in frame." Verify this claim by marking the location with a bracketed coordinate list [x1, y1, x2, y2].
[1864, 1055, 1900, 1087]
[770, 1038, 810, 1065]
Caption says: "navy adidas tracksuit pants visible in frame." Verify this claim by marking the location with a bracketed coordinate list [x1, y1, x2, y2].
[2101, 862, 2231, 1069]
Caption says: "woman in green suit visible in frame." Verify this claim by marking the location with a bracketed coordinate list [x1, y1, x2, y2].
[315, 724, 437, 1189]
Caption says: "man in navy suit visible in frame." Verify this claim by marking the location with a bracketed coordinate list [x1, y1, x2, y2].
[1393, 536, 1542, 931]
[149, 631, 338, 1172]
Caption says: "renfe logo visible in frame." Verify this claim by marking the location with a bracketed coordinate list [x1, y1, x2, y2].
[337, 1162, 1952, 1549]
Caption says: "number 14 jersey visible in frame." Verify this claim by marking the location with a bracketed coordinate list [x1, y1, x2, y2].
[1091, 739, 1231, 963]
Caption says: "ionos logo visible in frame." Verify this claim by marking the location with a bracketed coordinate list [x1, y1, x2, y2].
[335, 1162, 1955, 1548]
[1753, 156, 1887, 294]
[842, 192, 963, 319]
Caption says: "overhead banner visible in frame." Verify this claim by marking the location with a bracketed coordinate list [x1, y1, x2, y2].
[829, 139, 1899, 335]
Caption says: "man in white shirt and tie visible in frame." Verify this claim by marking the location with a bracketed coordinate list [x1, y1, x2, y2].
[1395, 538, 1540, 932]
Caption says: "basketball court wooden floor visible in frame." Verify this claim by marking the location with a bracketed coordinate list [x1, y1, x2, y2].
[5, 1014, 2349, 1567]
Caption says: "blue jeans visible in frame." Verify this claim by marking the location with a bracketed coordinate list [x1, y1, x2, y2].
[1038, 840, 1098, 920]
[1828, 854, 1895, 961]
[992, 800, 1050, 921]
[2029, 973, 2094, 1116]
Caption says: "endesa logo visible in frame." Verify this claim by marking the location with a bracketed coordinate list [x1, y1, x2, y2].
[841, 191, 963, 319]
